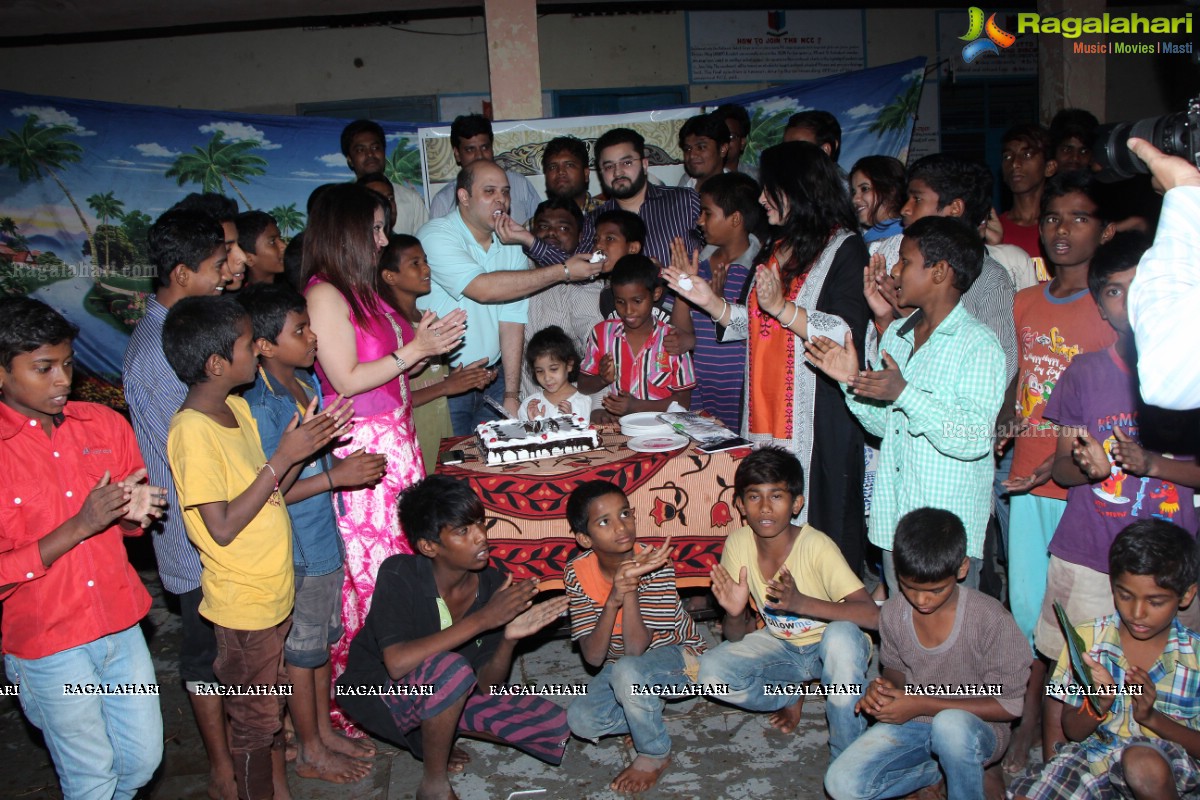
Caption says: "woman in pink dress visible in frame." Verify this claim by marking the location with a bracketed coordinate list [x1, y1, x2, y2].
[303, 184, 465, 732]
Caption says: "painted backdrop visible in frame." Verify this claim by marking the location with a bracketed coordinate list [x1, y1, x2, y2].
[0, 57, 923, 409]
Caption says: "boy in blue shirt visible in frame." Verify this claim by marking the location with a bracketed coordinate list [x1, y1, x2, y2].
[238, 283, 386, 783]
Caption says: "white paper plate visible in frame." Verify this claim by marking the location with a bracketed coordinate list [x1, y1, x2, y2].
[619, 412, 674, 438]
[627, 433, 690, 453]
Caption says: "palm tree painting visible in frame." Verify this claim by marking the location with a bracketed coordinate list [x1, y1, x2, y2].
[165, 131, 267, 210]
[0, 216, 30, 252]
[869, 78, 923, 136]
[741, 107, 794, 176]
[0, 115, 98, 269]
[385, 137, 423, 190]
[86, 191, 125, 273]
[268, 204, 305, 237]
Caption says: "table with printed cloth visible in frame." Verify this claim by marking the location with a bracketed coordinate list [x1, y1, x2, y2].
[434, 426, 748, 590]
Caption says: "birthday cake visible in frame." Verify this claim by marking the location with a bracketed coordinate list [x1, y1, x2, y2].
[476, 414, 600, 465]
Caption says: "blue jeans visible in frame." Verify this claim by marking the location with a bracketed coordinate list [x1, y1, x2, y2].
[697, 621, 870, 758]
[567, 645, 693, 759]
[447, 370, 503, 437]
[824, 710, 997, 800]
[5, 625, 163, 800]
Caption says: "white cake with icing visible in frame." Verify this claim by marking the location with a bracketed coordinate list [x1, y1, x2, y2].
[476, 414, 599, 465]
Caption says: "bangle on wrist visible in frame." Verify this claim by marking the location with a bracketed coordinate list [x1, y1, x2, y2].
[782, 302, 801, 329]
[711, 299, 729, 324]
[325, 470, 335, 493]
[392, 351, 407, 374]
[263, 462, 279, 494]
[504, 391, 520, 400]
[769, 302, 786, 318]
[563, 263, 571, 283]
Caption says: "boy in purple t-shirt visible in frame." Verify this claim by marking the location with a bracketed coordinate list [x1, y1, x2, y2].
[1036, 232, 1200, 756]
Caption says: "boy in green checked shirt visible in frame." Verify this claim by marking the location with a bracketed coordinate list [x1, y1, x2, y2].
[806, 216, 1006, 594]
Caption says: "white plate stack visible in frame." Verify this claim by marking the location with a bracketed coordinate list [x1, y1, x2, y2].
[619, 412, 675, 438]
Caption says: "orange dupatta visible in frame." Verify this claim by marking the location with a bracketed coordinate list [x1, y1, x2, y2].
[747, 246, 807, 441]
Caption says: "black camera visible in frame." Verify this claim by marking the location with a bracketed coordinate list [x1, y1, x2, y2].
[1093, 95, 1200, 182]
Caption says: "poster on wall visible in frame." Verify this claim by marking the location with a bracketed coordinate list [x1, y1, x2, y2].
[0, 57, 922, 408]
[421, 57, 926, 201]
[686, 10, 866, 84]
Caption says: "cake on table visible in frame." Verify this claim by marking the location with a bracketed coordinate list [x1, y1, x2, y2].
[476, 414, 600, 465]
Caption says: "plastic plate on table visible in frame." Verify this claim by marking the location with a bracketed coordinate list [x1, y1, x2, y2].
[619, 411, 675, 438]
[627, 433, 690, 453]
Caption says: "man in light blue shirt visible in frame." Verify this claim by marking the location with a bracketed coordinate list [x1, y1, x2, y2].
[418, 160, 601, 435]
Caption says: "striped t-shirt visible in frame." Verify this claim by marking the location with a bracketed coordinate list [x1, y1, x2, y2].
[580, 317, 696, 401]
[564, 546, 706, 665]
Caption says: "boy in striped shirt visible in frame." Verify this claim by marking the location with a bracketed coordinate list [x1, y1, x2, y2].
[564, 481, 707, 793]
[579, 254, 695, 422]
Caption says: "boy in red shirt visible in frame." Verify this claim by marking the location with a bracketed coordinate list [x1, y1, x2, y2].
[0, 298, 166, 799]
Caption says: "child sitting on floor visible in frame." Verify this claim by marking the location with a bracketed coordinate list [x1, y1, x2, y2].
[335, 475, 570, 800]
[824, 508, 1030, 800]
[1011, 520, 1200, 800]
[697, 446, 878, 755]
[564, 480, 706, 793]
[520, 325, 591, 421]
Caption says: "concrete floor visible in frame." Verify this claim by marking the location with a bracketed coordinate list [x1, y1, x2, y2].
[1, 549, 1034, 800]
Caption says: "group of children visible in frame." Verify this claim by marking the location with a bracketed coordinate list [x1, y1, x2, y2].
[6, 111, 1200, 800]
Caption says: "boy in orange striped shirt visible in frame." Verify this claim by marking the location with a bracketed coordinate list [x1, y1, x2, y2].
[563, 480, 706, 793]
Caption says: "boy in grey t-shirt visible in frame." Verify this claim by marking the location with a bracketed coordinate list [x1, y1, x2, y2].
[824, 509, 1031, 800]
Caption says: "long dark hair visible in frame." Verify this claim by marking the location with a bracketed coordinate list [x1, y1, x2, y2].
[849, 155, 907, 226]
[301, 183, 388, 322]
[758, 141, 858, 285]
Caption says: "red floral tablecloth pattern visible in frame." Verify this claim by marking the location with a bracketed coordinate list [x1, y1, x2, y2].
[436, 426, 747, 588]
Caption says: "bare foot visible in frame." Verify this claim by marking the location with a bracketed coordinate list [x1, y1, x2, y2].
[206, 770, 237, 800]
[767, 700, 804, 734]
[320, 729, 377, 759]
[284, 719, 297, 762]
[1001, 721, 1040, 776]
[294, 743, 373, 784]
[416, 776, 458, 800]
[983, 765, 1006, 800]
[611, 753, 672, 794]
[447, 746, 471, 773]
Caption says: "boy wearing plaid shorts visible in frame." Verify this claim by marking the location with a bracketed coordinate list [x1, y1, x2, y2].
[1011, 520, 1200, 800]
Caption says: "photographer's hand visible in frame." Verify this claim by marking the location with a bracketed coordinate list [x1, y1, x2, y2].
[1127, 137, 1200, 193]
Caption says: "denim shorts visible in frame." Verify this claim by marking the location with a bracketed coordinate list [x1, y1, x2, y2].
[284, 570, 343, 669]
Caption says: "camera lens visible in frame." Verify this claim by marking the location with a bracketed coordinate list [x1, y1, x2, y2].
[1094, 111, 1190, 182]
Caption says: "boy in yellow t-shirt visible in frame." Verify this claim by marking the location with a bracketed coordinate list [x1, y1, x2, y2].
[164, 296, 350, 800]
[697, 446, 879, 758]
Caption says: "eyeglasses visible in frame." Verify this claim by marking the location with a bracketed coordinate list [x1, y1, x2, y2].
[600, 157, 639, 175]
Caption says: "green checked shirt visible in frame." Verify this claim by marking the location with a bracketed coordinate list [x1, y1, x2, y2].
[847, 303, 1005, 558]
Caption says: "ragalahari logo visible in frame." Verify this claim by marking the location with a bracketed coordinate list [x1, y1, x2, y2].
[960, 8, 1017, 63]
